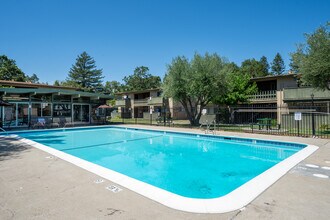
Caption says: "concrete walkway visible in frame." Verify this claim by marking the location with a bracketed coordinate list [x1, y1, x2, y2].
[0, 126, 330, 219]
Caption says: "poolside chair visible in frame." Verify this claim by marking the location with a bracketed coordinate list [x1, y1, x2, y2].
[31, 117, 46, 129]
[166, 117, 174, 127]
[3, 119, 13, 130]
[45, 117, 59, 128]
[59, 117, 74, 127]
[156, 116, 163, 126]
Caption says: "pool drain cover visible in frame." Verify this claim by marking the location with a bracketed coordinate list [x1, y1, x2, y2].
[106, 185, 123, 193]
[94, 179, 104, 184]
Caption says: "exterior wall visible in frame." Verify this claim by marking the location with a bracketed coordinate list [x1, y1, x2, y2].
[276, 77, 298, 90]
[150, 91, 158, 97]
[276, 90, 288, 124]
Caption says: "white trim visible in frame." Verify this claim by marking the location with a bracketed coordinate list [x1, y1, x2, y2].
[9, 128, 318, 213]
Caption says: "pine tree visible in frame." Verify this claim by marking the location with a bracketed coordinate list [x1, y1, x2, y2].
[0, 55, 27, 81]
[271, 53, 285, 75]
[67, 52, 104, 89]
[259, 56, 269, 76]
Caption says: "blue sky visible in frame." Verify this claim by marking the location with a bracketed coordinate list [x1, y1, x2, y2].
[1, 0, 329, 84]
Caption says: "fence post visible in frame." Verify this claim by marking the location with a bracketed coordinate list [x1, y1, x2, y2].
[297, 120, 299, 137]
[311, 94, 316, 137]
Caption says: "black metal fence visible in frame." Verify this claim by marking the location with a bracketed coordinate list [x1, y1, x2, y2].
[215, 106, 330, 139]
[111, 105, 330, 139]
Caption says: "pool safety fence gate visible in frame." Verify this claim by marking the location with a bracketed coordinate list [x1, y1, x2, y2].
[112, 105, 330, 139]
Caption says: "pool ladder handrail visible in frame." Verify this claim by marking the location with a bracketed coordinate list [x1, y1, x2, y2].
[201, 120, 216, 135]
[0, 127, 8, 135]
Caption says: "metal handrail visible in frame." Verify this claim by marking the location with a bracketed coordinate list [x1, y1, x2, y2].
[200, 120, 216, 135]
[0, 127, 8, 135]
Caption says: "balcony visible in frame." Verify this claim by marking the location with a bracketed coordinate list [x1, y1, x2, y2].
[115, 99, 128, 107]
[148, 96, 163, 105]
[133, 98, 148, 106]
[248, 90, 277, 103]
[284, 87, 330, 101]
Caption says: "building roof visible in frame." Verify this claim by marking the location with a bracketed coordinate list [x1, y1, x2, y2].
[0, 80, 112, 99]
[115, 88, 161, 95]
[0, 80, 78, 90]
[0, 87, 111, 99]
[250, 73, 298, 82]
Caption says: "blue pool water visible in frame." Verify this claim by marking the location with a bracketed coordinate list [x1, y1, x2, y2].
[17, 127, 305, 199]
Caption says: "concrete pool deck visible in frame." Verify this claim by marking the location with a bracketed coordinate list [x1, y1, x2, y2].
[1, 125, 330, 219]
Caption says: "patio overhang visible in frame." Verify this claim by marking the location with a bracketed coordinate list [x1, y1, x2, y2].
[0, 88, 111, 99]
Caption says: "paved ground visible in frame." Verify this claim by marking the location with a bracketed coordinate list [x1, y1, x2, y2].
[0, 125, 330, 220]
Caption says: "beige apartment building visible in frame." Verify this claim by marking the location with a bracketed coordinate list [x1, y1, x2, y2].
[114, 88, 187, 120]
[114, 73, 330, 125]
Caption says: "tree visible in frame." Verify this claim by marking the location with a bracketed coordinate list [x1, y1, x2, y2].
[213, 63, 258, 105]
[104, 80, 123, 95]
[259, 56, 270, 76]
[67, 52, 104, 90]
[0, 55, 27, 81]
[291, 22, 330, 90]
[53, 80, 61, 86]
[163, 53, 227, 126]
[26, 73, 39, 83]
[289, 44, 306, 73]
[271, 53, 285, 75]
[123, 66, 161, 91]
[53, 80, 82, 88]
[240, 58, 268, 77]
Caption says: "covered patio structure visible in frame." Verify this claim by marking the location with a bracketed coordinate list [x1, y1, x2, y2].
[0, 81, 111, 129]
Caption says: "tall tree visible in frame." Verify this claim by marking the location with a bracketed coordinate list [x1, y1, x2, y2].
[67, 52, 104, 89]
[213, 63, 258, 105]
[271, 53, 285, 75]
[123, 66, 161, 91]
[163, 53, 227, 126]
[240, 58, 267, 77]
[291, 22, 330, 90]
[0, 55, 27, 81]
[259, 56, 270, 76]
[289, 44, 306, 73]
[104, 80, 123, 95]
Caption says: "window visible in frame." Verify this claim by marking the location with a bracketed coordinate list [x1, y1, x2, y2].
[31, 103, 52, 117]
[53, 104, 71, 117]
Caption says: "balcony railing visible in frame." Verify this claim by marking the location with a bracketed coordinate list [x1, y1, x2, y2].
[133, 98, 148, 106]
[148, 97, 163, 105]
[248, 90, 277, 102]
[115, 99, 128, 106]
[284, 87, 330, 101]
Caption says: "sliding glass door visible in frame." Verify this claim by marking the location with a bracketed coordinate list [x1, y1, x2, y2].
[2, 103, 29, 127]
[73, 104, 90, 123]
[17, 103, 29, 126]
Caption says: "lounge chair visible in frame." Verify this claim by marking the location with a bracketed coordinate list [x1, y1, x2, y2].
[59, 117, 75, 127]
[31, 117, 46, 129]
[3, 119, 13, 130]
[45, 117, 59, 128]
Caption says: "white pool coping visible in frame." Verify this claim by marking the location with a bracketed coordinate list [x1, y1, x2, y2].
[8, 127, 318, 213]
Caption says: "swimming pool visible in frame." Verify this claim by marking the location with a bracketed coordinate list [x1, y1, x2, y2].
[13, 126, 318, 213]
